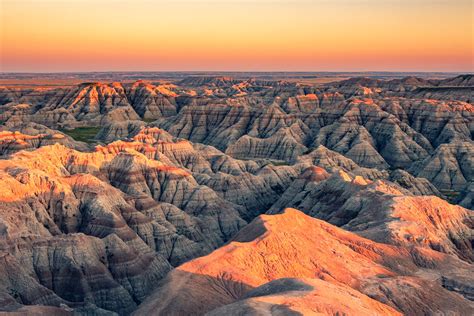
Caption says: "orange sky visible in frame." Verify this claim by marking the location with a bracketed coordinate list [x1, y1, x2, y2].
[1, 0, 473, 72]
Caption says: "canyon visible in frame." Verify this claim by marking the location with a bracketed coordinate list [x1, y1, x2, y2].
[0, 73, 472, 315]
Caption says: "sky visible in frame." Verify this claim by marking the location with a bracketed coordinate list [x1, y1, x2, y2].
[0, 0, 473, 72]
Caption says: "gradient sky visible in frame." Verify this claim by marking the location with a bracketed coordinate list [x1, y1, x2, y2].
[1, 0, 473, 72]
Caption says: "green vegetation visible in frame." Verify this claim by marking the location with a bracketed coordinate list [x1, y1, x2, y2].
[143, 118, 157, 123]
[237, 157, 290, 166]
[61, 126, 101, 143]
[267, 159, 290, 166]
[440, 190, 461, 197]
[440, 190, 461, 203]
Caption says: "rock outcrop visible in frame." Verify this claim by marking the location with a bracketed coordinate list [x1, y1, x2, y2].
[135, 209, 474, 315]
[0, 74, 472, 314]
[0, 140, 255, 314]
[0, 122, 89, 156]
[410, 141, 474, 191]
[269, 170, 474, 262]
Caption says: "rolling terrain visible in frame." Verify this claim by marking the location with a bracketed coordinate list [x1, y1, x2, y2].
[0, 73, 472, 315]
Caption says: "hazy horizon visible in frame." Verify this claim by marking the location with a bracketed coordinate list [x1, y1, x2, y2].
[0, 70, 470, 75]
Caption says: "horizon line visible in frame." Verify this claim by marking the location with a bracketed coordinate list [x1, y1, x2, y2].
[1, 70, 472, 75]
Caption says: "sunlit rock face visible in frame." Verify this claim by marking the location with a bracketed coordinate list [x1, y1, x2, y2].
[0, 131, 301, 313]
[0, 141, 247, 314]
[269, 169, 474, 263]
[0, 74, 472, 314]
[0, 81, 179, 129]
[135, 209, 474, 316]
[0, 122, 90, 156]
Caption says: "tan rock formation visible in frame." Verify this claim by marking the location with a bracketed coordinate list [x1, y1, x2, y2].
[269, 170, 474, 262]
[135, 209, 474, 315]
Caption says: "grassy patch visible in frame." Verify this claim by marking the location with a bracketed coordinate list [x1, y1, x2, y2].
[237, 157, 290, 166]
[143, 118, 157, 123]
[61, 126, 101, 143]
[439, 190, 461, 203]
[440, 190, 461, 197]
[267, 159, 290, 166]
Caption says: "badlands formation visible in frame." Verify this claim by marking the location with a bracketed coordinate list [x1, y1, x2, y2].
[0, 74, 472, 315]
